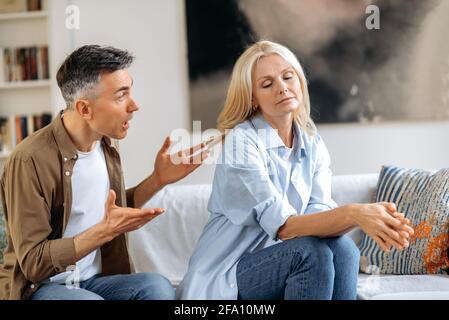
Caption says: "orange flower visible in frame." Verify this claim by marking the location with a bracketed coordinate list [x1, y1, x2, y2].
[410, 220, 432, 244]
[423, 233, 449, 274]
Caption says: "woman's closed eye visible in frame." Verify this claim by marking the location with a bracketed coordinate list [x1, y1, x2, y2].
[283, 71, 294, 80]
[262, 81, 272, 88]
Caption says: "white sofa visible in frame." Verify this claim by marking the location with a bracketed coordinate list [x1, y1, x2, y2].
[128, 173, 449, 300]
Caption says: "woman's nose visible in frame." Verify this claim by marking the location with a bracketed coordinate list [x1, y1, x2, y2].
[278, 82, 288, 95]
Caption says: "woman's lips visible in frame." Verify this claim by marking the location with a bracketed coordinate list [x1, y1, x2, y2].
[277, 97, 295, 104]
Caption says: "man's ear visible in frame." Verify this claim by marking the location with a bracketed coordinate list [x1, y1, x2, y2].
[74, 99, 93, 120]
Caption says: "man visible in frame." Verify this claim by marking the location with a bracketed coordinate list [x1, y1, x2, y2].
[0, 45, 207, 300]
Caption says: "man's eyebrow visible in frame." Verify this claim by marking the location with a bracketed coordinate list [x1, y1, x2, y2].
[114, 78, 134, 94]
[256, 67, 293, 82]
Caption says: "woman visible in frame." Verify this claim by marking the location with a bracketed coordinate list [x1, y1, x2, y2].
[177, 40, 414, 300]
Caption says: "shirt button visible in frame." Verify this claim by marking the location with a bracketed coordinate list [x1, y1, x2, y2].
[73, 154, 78, 159]
[65, 171, 70, 176]
[63, 157, 68, 162]
[30, 284, 35, 289]
[230, 283, 235, 288]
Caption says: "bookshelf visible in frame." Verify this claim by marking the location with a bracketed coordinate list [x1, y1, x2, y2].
[0, 79, 50, 89]
[0, 0, 52, 161]
[0, 10, 47, 21]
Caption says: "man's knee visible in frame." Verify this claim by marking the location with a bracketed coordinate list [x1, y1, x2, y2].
[134, 272, 175, 300]
[31, 284, 104, 300]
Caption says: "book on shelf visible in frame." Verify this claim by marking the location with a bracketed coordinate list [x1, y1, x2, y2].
[0, 45, 49, 83]
[0, 0, 42, 13]
[0, 112, 52, 154]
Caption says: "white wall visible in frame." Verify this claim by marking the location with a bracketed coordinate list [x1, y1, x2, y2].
[48, 0, 190, 187]
[47, 0, 449, 188]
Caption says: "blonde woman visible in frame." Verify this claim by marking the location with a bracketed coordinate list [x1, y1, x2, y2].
[177, 41, 414, 300]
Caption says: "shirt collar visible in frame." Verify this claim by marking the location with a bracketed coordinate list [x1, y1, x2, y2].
[51, 110, 115, 160]
[249, 112, 307, 160]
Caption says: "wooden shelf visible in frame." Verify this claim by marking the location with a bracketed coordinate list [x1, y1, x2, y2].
[0, 80, 50, 89]
[0, 11, 47, 21]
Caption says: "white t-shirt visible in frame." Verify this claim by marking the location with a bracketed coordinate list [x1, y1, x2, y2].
[48, 141, 110, 284]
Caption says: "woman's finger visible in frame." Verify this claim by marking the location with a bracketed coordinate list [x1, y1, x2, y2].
[373, 234, 390, 252]
[380, 230, 407, 251]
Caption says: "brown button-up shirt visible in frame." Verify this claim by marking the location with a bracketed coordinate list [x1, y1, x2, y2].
[0, 111, 136, 300]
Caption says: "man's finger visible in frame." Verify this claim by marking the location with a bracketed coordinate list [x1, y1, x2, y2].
[159, 136, 172, 154]
[188, 150, 209, 165]
[141, 207, 165, 216]
[105, 189, 117, 209]
[178, 142, 205, 158]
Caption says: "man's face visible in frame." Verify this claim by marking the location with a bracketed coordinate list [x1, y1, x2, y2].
[86, 69, 138, 140]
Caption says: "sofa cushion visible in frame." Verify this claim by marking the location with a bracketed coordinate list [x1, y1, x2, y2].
[359, 166, 449, 275]
[357, 273, 449, 299]
[128, 184, 212, 285]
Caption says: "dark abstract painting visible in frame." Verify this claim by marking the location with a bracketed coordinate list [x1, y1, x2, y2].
[186, 0, 449, 129]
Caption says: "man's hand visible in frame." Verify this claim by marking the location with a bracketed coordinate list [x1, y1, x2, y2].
[73, 190, 165, 261]
[152, 136, 209, 187]
[101, 190, 165, 239]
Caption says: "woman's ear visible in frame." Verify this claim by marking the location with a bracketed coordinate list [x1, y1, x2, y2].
[251, 98, 258, 111]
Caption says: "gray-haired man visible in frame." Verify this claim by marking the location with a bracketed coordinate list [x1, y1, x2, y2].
[0, 45, 207, 300]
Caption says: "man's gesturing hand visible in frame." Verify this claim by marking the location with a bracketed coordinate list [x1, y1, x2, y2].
[101, 189, 165, 240]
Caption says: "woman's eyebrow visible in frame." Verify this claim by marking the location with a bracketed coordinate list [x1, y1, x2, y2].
[256, 67, 293, 82]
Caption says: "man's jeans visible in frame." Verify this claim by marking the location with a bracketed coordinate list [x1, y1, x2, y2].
[31, 272, 175, 300]
[236, 236, 360, 300]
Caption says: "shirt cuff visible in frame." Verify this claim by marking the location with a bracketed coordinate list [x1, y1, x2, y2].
[304, 203, 334, 214]
[49, 238, 77, 274]
[258, 197, 297, 241]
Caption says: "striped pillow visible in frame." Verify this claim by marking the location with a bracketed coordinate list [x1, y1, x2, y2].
[359, 166, 449, 275]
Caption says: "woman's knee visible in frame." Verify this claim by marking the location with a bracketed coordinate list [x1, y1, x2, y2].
[285, 236, 334, 269]
[133, 272, 175, 300]
[326, 236, 360, 268]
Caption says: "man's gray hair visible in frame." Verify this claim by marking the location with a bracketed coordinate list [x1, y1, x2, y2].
[56, 45, 135, 110]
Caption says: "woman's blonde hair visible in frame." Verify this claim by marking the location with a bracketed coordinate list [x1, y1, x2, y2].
[217, 40, 317, 137]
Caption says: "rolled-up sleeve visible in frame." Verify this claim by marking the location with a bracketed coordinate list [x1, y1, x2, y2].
[304, 135, 337, 214]
[3, 158, 76, 283]
[209, 130, 297, 240]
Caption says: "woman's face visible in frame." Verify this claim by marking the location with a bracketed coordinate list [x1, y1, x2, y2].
[252, 54, 303, 123]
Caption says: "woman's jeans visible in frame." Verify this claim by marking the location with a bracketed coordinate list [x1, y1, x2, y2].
[236, 236, 360, 300]
[30, 272, 175, 300]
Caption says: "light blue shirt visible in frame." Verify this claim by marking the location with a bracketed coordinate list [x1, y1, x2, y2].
[176, 113, 337, 300]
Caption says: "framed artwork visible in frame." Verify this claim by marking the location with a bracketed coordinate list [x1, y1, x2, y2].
[186, 0, 449, 129]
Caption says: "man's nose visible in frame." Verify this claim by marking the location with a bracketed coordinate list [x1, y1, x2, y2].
[128, 97, 139, 112]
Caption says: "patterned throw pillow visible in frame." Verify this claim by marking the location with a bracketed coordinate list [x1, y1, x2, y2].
[359, 166, 449, 275]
